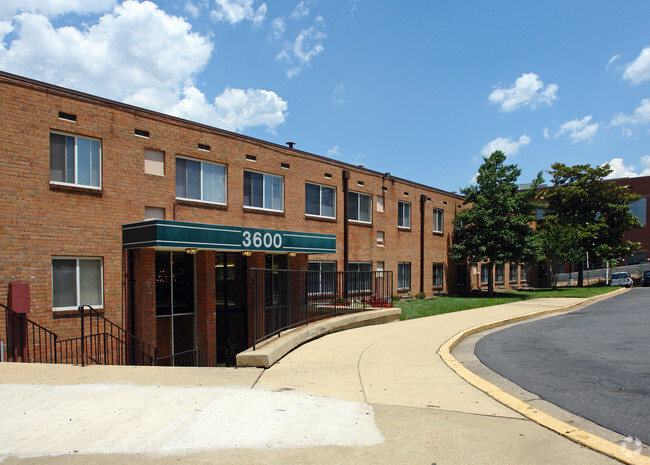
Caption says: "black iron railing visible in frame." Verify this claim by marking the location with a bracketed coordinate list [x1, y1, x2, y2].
[2, 303, 59, 363]
[251, 269, 393, 348]
[75, 305, 158, 366]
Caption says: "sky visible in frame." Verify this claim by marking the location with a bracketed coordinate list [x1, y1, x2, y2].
[2, 1, 650, 193]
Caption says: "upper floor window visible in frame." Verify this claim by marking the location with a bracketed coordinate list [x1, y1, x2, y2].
[398, 201, 411, 228]
[433, 208, 444, 233]
[52, 257, 103, 310]
[305, 182, 336, 218]
[244, 170, 283, 212]
[348, 191, 371, 223]
[176, 157, 226, 204]
[50, 132, 101, 189]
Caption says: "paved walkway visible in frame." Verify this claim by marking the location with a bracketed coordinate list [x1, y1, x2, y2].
[0, 297, 640, 464]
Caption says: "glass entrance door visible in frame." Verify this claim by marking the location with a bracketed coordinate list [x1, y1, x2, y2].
[155, 251, 196, 366]
[215, 253, 248, 366]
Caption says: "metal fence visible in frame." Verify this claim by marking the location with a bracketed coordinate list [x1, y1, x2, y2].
[2, 303, 59, 363]
[556, 263, 650, 285]
[251, 269, 393, 348]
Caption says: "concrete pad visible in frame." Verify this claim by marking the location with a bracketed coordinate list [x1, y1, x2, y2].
[0, 383, 383, 460]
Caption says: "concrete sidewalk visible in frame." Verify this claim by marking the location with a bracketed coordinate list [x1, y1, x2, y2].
[0, 297, 637, 464]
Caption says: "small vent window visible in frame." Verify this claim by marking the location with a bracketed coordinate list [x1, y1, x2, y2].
[134, 129, 150, 138]
[281, 162, 290, 169]
[198, 143, 210, 151]
[58, 111, 77, 122]
[324, 173, 332, 179]
[246, 155, 257, 161]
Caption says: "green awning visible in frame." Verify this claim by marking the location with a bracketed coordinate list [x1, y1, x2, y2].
[122, 219, 336, 254]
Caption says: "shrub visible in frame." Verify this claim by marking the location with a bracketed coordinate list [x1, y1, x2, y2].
[392, 295, 402, 302]
[415, 292, 426, 299]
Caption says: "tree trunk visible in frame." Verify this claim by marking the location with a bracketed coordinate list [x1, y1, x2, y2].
[578, 262, 584, 287]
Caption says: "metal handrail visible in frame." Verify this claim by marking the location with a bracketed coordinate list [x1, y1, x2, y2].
[1, 302, 59, 363]
[251, 269, 393, 349]
[78, 305, 158, 366]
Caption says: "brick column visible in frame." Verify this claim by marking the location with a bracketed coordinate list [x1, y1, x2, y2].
[133, 248, 156, 347]
[195, 250, 216, 361]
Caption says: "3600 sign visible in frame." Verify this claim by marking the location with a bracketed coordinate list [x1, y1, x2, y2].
[241, 230, 283, 250]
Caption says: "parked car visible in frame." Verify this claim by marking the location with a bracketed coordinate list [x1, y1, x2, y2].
[609, 272, 633, 288]
[642, 271, 650, 287]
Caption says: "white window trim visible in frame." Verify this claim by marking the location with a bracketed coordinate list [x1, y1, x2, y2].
[308, 261, 337, 296]
[50, 131, 102, 190]
[176, 156, 228, 206]
[51, 257, 104, 311]
[432, 263, 444, 288]
[243, 170, 284, 212]
[398, 200, 411, 229]
[305, 182, 337, 219]
[348, 191, 372, 224]
[433, 208, 444, 233]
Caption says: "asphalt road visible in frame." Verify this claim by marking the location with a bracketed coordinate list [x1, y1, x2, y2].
[475, 288, 650, 446]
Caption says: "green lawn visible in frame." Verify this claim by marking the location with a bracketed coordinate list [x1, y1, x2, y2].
[396, 286, 619, 321]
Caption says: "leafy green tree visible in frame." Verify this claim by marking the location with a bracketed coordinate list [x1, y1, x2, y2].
[452, 151, 543, 295]
[541, 163, 642, 286]
[538, 218, 582, 288]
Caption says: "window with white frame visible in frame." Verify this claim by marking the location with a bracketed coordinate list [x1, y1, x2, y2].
[398, 262, 411, 290]
[509, 264, 518, 282]
[308, 261, 337, 295]
[52, 257, 103, 310]
[398, 201, 411, 228]
[305, 182, 336, 218]
[432, 263, 443, 287]
[50, 132, 101, 188]
[348, 191, 371, 223]
[377, 231, 385, 246]
[176, 157, 226, 204]
[243, 170, 283, 211]
[347, 262, 372, 293]
[433, 208, 443, 233]
[520, 264, 528, 282]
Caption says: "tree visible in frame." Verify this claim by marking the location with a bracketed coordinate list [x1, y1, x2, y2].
[452, 151, 543, 295]
[541, 162, 642, 286]
[537, 217, 582, 289]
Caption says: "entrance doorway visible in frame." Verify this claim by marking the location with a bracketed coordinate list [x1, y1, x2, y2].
[155, 251, 195, 366]
[215, 253, 248, 366]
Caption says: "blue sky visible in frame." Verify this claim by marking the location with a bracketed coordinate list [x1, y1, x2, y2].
[2, 1, 650, 192]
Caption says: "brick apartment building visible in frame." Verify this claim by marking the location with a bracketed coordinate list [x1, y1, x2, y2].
[2, 71, 647, 366]
[0, 71, 498, 366]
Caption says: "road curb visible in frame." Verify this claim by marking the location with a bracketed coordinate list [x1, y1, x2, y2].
[437, 289, 650, 465]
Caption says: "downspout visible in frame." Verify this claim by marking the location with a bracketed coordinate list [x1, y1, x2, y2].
[343, 170, 350, 298]
[420, 194, 426, 294]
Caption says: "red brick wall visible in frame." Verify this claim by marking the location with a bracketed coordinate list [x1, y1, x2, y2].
[195, 250, 216, 360]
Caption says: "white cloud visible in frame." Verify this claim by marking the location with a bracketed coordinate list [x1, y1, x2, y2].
[623, 46, 650, 84]
[556, 116, 599, 142]
[0, 0, 116, 19]
[543, 127, 550, 139]
[269, 16, 285, 41]
[0, 1, 287, 132]
[168, 86, 287, 132]
[604, 156, 650, 178]
[184, 1, 207, 19]
[606, 54, 621, 70]
[481, 135, 530, 157]
[611, 98, 650, 129]
[210, 0, 266, 25]
[278, 23, 327, 78]
[290, 1, 309, 20]
[488, 72, 558, 112]
[327, 145, 342, 157]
